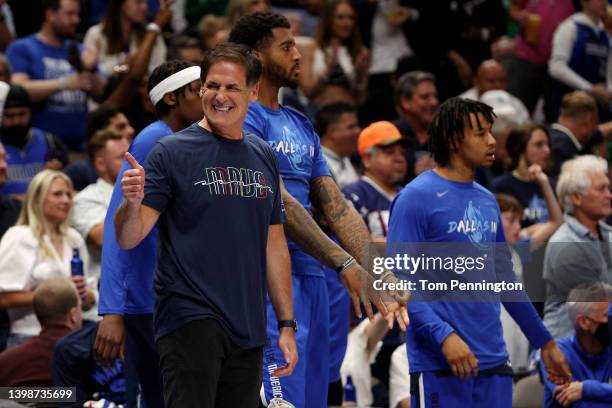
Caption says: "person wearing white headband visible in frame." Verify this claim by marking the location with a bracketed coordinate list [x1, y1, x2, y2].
[94, 60, 202, 408]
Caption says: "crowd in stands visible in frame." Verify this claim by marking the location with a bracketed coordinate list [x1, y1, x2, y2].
[0, 0, 611, 407]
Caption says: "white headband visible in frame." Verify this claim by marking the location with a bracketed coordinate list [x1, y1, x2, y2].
[148, 66, 201, 105]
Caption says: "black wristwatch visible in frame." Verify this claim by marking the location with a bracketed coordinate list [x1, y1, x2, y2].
[278, 319, 298, 332]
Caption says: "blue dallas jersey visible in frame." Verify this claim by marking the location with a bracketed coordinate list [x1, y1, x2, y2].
[98, 120, 172, 315]
[387, 170, 551, 373]
[244, 102, 330, 276]
[0, 128, 48, 195]
[569, 18, 610, 85]
[542, 336, 612, 408]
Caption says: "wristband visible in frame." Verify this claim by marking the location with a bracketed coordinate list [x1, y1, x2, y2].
[58, 76, 65, 91]
[146, 22, 161, 33]
[336, 256, 356, 274]
[278, 319, 298, 332]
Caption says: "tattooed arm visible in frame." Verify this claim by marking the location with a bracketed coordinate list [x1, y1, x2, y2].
[281, 177, 408, 328]
[310, 176, 409, 328]
[309, 176, 371, 268]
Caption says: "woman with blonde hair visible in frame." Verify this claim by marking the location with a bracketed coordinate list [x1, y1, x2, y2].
[0, 170, 95, 347]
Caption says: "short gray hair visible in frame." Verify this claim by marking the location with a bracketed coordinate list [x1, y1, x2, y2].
[556, 155, 608, 214]
[394, 71, 435, 109]
[566, 282, 612, 326]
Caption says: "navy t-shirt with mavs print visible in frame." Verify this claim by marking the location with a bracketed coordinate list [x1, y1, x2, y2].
[387, 170, 551, 373]
[142, 124, 285, 348]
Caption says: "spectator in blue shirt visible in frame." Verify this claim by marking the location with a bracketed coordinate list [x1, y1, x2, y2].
[542, 283, 612, 408]
[6, 0, 103, 151]
[0, 84, 68, 196]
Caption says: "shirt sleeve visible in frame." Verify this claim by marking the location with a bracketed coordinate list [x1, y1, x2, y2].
[142, 142, 172, 214]
[72, 189, 106, 239]
[548, 19, 593, 92]
[6, 40, 32, 76]
[0, 227, 37, 292]
[310, 131, 331, 180]
[98, 163, 131, 315]
[495, 213, 553, 348]
[387, 191, 455, 347]
[582, 379, 612, 402]
[268, 148, 285, 225]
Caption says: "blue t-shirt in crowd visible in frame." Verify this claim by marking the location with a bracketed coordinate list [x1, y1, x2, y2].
[387, 170, 551, 373]
[142, 124, 284, 347]
[491, 173, 556, 228]
[98, 120, 171, 315]
[0, 128, 48, 195]
[244, 102, 330, 277]
[6, 35, 88, 150]
[542, 336, 612, 408]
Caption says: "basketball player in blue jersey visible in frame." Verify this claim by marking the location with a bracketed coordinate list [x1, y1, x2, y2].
[229, 12, 409, 408]
[94, 60, 203, 408]
[387, 97, 572, 407]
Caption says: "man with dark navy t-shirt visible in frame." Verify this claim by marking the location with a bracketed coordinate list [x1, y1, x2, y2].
[115, 43, 297, 408]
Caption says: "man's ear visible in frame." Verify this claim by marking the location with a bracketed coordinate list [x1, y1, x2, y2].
[253, 49, 264, 63]
[575, 315, 590, 332]
[162, 92, 178, 107]
[249, 82, 260, 102]
[94, 154, 106, 175]
[68, 307, 78, 326]
[400, 95, 412, 113]
[570, 191, 582, 209]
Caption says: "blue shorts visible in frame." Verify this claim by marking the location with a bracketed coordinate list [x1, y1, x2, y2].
[262, 272, 329, 408]
[410, 369, 512, 408]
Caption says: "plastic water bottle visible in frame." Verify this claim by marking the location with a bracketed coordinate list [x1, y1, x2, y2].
[71, 248, 83, 276]
[343, 375, 357, 406]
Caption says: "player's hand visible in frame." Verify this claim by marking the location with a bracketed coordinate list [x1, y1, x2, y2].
[340, 262, 371, 319]
[541, 339, 572, 385]
[340, 263, 409, 330]
[370, 271, 409, 331]
[554, 381, 582, 406]
[441, 332, 479, 378]
[122, 152, 145, 206]
[95, 314, 125, 363]
[273, 327, 298, 377]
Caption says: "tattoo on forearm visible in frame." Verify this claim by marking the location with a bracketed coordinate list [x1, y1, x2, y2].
[282, 188, 349, 269]
[310, 177, 372, 266]
[310, 177, 350, 222]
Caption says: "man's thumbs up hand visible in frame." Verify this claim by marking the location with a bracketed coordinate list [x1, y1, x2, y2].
[122, 152, 145, 205]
